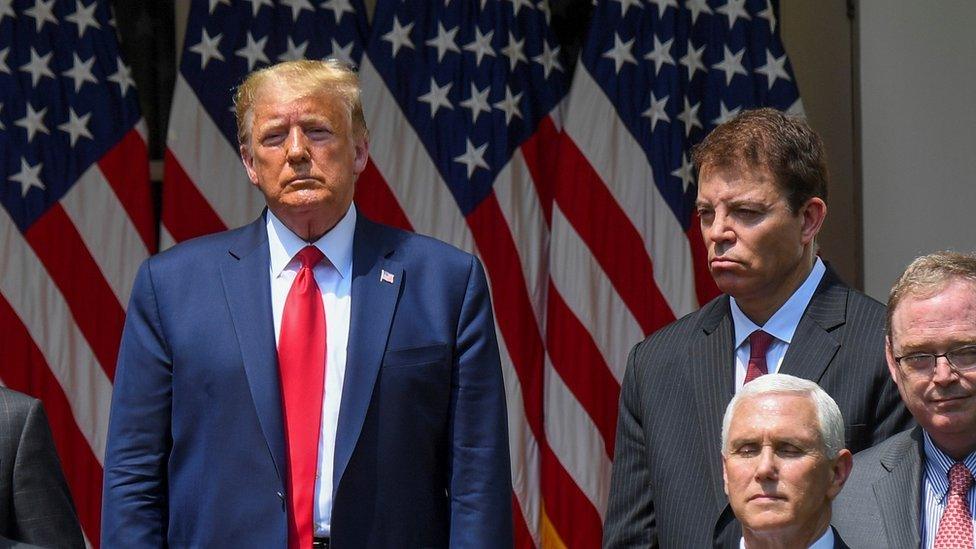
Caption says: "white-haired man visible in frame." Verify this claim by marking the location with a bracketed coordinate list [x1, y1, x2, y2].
[722, 373, 853, 548]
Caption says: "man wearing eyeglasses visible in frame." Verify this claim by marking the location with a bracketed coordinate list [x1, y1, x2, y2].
[834, 251, 976, 548]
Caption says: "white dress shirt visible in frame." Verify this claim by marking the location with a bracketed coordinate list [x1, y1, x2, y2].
[267, 206, 355, 537]
[920, 431, 976, 548]
[739, 526, 834, 548]
[730, 258, 826, 392]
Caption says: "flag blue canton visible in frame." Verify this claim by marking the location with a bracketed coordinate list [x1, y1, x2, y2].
[366, 0, 569, 216]
[581, 0, 801, 230]
[0, 0, 141, 232]
[180, 0, 369, 153]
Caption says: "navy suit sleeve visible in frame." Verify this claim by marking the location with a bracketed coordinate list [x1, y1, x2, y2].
[447, 256, 513, 548]
[101, 260, 172, 547]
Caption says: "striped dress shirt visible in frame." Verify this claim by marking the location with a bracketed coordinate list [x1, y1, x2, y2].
[921, 431, 976, 548]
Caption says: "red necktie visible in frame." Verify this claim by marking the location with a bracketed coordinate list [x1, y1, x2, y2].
[744, 330, 774, 384]
[278, 246, 327, 549]
[934, 462, 974, 549]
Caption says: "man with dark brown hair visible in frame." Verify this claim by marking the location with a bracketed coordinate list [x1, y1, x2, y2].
[603, 108, 912, 548]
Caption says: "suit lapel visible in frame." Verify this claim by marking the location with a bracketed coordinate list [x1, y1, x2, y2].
[690, 297, 736, 516]
[333, 216, 402, 492]
[219, 214, 285, 480]
[779, 267, 845, 382]
[874, 428, 923, 548]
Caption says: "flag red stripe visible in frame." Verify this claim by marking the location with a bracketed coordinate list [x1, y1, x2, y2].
[98, 129, 157, 253]
[517, 116, 561, 225]
[24, 204, 124, 381]
[541, 443, 603, 549]
[512, 492, 534, 549]
[162, 151, 228, 241]
[466, 193, 544, 440]
[685, 212, 722, 306]
[554, 136, 676, 335]
[545, 285, 620, 456]
[0, 294, 103, 546]
[354, 161, 414, 232]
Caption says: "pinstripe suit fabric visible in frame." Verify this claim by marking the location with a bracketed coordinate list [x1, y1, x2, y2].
[603, 267, 913, 548]
[0, 388, 84, 548]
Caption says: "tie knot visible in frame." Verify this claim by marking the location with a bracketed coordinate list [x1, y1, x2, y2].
[749, 330, 775, 360]
[295, 246, 324, 270]
[948, 462, 974, 495]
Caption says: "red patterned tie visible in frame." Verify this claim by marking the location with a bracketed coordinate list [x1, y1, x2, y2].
[744, 330, 774, 384]
[278, 246, 327, 549]
[934, 462, 974, 549]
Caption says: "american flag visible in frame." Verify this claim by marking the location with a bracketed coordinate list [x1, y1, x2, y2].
[162, 0, 368, 246]
[0, 0, 153, 546]
[545, 0, 801, 544]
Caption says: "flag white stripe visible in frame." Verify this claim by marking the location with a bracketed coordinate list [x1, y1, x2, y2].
[0, 208, 113, 464]
[167, 75, 264, 231]
[549, 206, 643, 383]
[564, 66, 698, 318]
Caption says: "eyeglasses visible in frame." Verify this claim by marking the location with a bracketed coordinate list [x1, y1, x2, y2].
[894, 344, 976, 376]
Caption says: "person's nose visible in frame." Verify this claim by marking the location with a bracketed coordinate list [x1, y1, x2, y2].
[931, 355, 958, 386]
[285, 127, 309, 164]
[705, 210, 735, 249]
[754, 447, 778, 481]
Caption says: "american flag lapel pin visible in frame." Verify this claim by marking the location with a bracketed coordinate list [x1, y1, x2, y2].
[380, 269, 395, 284]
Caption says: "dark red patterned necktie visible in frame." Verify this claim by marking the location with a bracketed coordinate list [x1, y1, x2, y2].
[278, 246, 326, 549]
[934, 462, 974, 549]
[744, 330, 774, 384]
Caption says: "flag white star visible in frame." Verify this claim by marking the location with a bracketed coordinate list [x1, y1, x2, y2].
[532, 40, 562, 79]
[648, 0, 678, 17]
[58, 107, 93, 146]
[755, 50, 790, 89]
[685, 0, 712, 23]
[321, 0, 354, 22]
[508, 0, 533, 16]
[190, 29, 225, 70]
[329, 39, 354, 65]
[418, 78, 453, 118]
[0, 0, 14, 23]
[236, 32, 270, 70]
[677, 97, 702, 137]
[65, 0, 102, 38]
[463, 27, 494, 67]
[0, 103, 5, 130]
[24, 0, 57, 33]
[10, 158, 45, 197]
[62, 53, 98, 92]
[15, 104, 49, 142]
[279, 37, 309, 61]
[757, 1, 776, 31]
[712, 45, 747, 86]
[425, 22, 460, 62]
[454, 139, 490, 178]
[383, 17, 415, 57]
[281, 0, 314, 22]
[493, 86, 523, 125]
[671, 154, 694, 191]
[717, 0, 751, 29]
[246, 0, 273, 18]
[712, 101, 741, 126]
[19, 47, 55, 88]
[644, 35, 674, 74]
[642, 92, 669, 130]
[614, 0, 642, 17]
[108, 57, 135, 95]
[537, 0, 552, 25]
[0, 47, 9, 75]
[460, 83, 491, 124]
[602, 33, 637, 74]
[501, 32, 527, 71]
[680, 41, 706, 81]
[208, 0, 231, 14]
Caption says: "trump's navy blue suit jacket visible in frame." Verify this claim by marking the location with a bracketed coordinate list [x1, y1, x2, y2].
[101, 212, 513, 548]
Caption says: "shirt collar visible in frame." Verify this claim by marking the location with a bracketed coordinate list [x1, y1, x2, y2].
[731, 257, 827, 349]
[266, 205, 356, 280]
[922, 429, 976, 503]
[739, 527, 834, 549]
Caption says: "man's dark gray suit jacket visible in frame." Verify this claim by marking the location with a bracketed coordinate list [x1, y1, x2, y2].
[603, 267, 913, 548]
[0, 388, 84, 548]
[833, 427, 924, 549]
